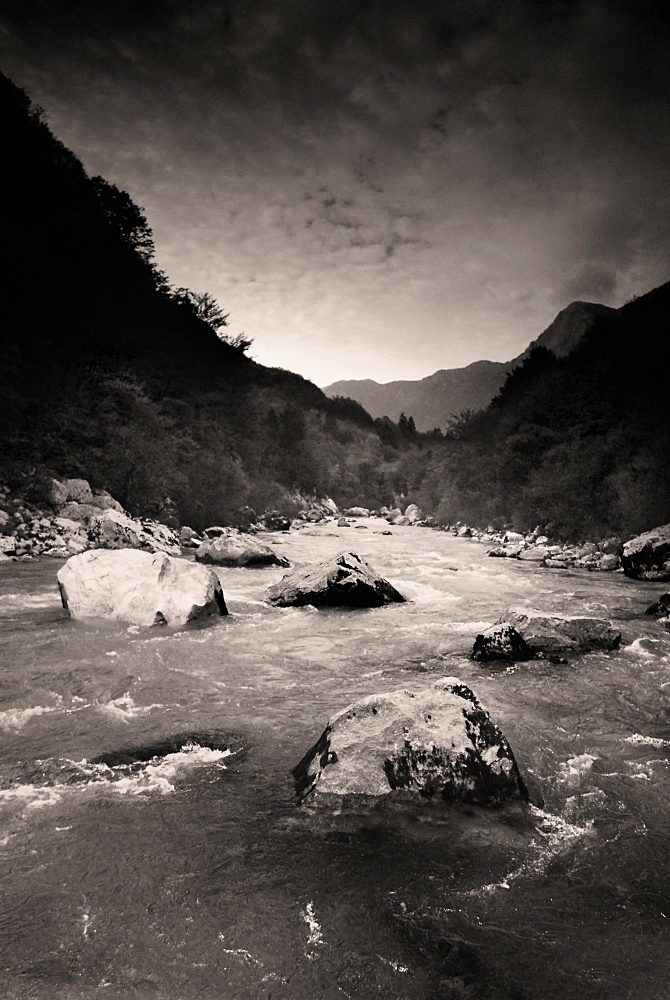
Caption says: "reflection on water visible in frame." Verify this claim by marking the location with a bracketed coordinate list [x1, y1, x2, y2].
[1, 523, 669, 998]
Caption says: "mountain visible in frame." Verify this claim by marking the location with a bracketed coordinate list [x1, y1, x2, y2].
[323, 301, 616, 431]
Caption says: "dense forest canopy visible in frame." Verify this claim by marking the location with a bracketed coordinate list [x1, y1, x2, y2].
[1, 71, 668, 540]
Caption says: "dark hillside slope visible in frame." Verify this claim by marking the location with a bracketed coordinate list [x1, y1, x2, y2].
[411, 283, 670, 539]
[324, 301, 616, 431]
[0, 74, 411, 526]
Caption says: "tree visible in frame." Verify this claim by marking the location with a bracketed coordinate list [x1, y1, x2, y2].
[91, 176, 156, 263]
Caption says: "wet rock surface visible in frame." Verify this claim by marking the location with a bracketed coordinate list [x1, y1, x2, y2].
[474, 609, 621, 659]
[57, 548, 228, 626]
[622, 523, 670, 581]
[267, 551, 405, 608]
[195, 534, 290, 567]
[293, 678, 528, 808]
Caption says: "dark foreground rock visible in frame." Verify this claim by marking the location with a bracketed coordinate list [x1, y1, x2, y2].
[646, 592, 670, 617]
[473, 609, 621, 660]
[622, 524, 670, 581]
[57, 549, 227, 626]
[195, 534, 290, 568]
[293, 678, 528, 808]
[267, 551, 405, 608]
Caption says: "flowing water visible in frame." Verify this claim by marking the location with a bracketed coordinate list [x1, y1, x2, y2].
[1, 523, 669, 999]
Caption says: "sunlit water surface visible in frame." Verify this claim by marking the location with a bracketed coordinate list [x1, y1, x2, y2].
[1, 523, 669, 999]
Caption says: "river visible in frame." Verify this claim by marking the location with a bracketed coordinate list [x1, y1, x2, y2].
[1, 522, 669, 999]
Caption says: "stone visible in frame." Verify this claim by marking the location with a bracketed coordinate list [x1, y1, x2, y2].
[322, 498, 339, 515]
[57, 549, 227, 626]
[59, 502, 104, 524]
[622, 524, 670, 581]
[63, 478, 94, 504]
[385, 508, 402, 522]
[645, 592, 670, 617]
[658, 616, 670, 631]
[576, 542, 598, 558]
[262, 512, 292, 532]
[345, 507, 370, 517]
[518, 547, 550, 562]
[404, 504, 422, 523]
[203, 526, 229, 538]
[179, 526, 200, 547]
[0, 510, 9, 528]
[267, 551, 405, 608]
[457, 526, 472, 538]
[293, 678, 528, 808]
[472, 625, 533, 662]
[535, 535, 549, 546]
[48, 479, 68, 506]
[592, 554, 620, 571]
[504, 531, 525, 543]
[88, 509, 181, 555]
[337, 518, 350, 527]
[195, 534, 290, 568]
[599, 536, 624, 556]
[544, 557, 569, 569]
[392, 515, 411, 526]
[487, 546, 508, 558]
[89, 490, 124, 513]
[489, 609, 621, 655]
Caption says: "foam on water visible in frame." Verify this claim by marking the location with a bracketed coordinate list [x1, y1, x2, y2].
[0, 743, 232, 812]
[98, 693, 164, 722]
[624, 733, 670, 748]
[0, 591, 59, 611]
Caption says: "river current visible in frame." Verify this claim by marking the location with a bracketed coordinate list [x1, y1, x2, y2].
[1, 522, 669, 999]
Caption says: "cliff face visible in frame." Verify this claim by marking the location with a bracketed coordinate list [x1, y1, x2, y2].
[324, 301, 617, 431]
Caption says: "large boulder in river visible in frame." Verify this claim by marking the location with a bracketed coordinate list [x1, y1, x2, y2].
[622, 524, 670, 581]
[267, 551, 405, 608]
[88, 509, 181, 555]
[195, 534, 290, 568]
[293, 678, 528, 808]
[57, 549, 227, 626]
[473, 609, 621, 660]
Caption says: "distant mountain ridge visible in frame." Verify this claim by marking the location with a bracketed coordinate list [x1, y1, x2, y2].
[323, 301, 617, 431]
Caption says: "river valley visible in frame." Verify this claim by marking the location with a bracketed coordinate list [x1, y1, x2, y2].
[1, 523, 669, 999]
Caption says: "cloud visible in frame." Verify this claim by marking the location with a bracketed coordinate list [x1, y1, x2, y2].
[1, 0, 669, 382]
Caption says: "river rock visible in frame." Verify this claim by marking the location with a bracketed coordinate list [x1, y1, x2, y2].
[472, 624, 533, 662]
[195, 534, 290, 567]
[48, 478, 69, 506]
[337, 518, 350, 527]
[475, 609, 621, 659]
[645, 592, 670, 617]
[457, 526, 472, 538]
[622, 524, 670, 581]
[262, 512, 291, 532]
[345, 507, 370, 517]
[518, 546, 550, 562]
[63, 478, 94, 504]
[57, 549, 227, 626]
[59, 502, 104, 524]
[267, 551, 405, 608]
[89, 489, 124, 513]
[504, 531, 525, 543]
[404, 504, 422, 523]
[293, 677, 528, 808]
[88, 509, 181, 555]
[600, 536, 624, 556]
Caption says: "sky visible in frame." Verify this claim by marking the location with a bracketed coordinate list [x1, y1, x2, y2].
[1, 0, 670, 386]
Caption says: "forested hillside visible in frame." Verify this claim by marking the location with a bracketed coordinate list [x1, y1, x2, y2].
[405, 286, 670, 540]
[0, 74, 431, 527]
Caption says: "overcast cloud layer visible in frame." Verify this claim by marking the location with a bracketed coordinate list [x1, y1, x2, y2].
[2, 0, 669, 384]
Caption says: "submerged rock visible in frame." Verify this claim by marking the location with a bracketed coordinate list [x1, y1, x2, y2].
[195, 534, 290, 567]
[267, 551, 405, 608]
[474, 609, 621, 660]
[262, 511, 292, 532]
[645, 592, 670, 617]
[472, 625, 533, 662]
[57, 549, 228, 626]
[622, 524, 670, 581]
[293, 678, 528, 808]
